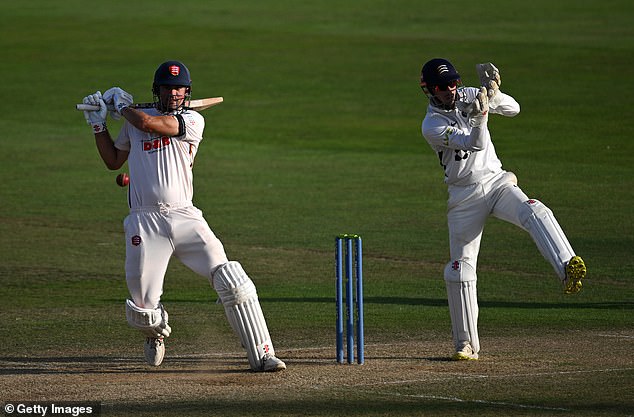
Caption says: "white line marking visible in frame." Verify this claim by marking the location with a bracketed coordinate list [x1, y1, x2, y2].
[596, 333, 634, 339]
[356, 367, 634, 387]
[378, 391, 570, 412]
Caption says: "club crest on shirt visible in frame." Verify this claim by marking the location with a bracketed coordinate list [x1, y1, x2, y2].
[183, 113, 197, 126]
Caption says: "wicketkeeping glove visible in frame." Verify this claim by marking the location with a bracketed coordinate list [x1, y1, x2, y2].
[456, 87, 489, 127]
[103, 87, 134, 120]
[476, 63, 501, 100]
[82, 91, 108, 134]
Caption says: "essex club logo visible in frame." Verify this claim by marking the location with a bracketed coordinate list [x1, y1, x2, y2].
[131, 235, 142, 246]
[169, 65, 180, 76]
[451, 260, 460, 271]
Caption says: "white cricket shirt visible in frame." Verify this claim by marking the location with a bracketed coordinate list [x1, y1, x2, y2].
[114, 108, 205, 208]
[421, 87, 520, 186]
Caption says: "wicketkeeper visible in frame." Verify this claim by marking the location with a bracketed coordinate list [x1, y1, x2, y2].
[81, 60, 286, 371]
[419, 58, 586, 360]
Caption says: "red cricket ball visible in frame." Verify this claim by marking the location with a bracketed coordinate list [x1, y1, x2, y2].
[116, 172, 130, 187]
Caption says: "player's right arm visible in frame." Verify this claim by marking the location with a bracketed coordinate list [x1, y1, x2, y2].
[422, 113, 487, 152]
[423, 88, 490, 152]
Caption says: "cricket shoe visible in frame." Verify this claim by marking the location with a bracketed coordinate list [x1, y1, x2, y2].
[564, 255, 586, 294]
[144, 337, 165, 366]
[260, 354, 286, 372]
[451, 343, 479, 361]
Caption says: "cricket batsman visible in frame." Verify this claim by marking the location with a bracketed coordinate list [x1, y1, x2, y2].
[81, 60, 286, 371]
[419, 58, 586, 360]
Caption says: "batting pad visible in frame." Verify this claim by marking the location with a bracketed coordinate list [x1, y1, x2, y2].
[444, 260, 480, 353]
[519, 199, 575, 280]
[125, 299, 171, 338]
[212, 261, 275, 371]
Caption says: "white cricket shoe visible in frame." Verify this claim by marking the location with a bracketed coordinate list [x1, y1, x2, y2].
[451, 343, 479, 361]
[260, 354, 286, 372]
[144, 337, 165, 366]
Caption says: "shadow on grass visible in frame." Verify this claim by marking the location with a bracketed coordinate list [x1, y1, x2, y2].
[105, 398, 633, 417]
[105, 398, 496, 417]
[0, 355, 249, 376]
[260, 297, 634, 310]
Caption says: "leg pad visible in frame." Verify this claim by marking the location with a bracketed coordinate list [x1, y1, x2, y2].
[213, 261, 275, 371]
[444, 260, 480, 354]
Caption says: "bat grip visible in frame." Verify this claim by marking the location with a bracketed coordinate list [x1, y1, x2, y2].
[76, 103, 116, 111]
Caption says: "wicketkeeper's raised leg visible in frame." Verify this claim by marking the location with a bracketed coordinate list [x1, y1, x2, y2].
[518, 199, 586, 293]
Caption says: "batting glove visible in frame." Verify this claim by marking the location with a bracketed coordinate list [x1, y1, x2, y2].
[82, 91, 108, 134]
[103, 87, 134, 119]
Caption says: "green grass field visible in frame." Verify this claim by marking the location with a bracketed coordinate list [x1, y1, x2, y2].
[1, 1, 633, 416]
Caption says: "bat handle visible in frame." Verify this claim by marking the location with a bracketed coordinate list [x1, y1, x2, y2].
[76, 103, 115, 111]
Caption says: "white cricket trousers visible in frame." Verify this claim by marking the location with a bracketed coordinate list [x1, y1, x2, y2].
[447, 171, 528, 267]
[123, 203, 229, 309]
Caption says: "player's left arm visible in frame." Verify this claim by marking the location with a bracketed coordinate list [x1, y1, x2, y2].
[423, 98, 489, 153]
[489, 92, 520, 117]
[102, 86, 185, 137]
[120, 107, 184, 137]
[476, 63, 520, 117]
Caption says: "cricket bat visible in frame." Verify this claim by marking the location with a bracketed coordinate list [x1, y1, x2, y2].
[76, 97, 223, 112]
